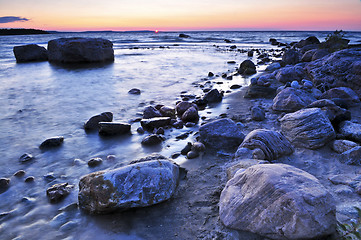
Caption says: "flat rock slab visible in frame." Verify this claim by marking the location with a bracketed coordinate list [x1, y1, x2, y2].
[199, 118, 244, 150]
[98, 122, 131, 136]
[78, 159, 180, 214]
[240, 129, 293, 161]
[140, 117, 171, 130]
[47, 37, 114, 63]
[280, 108, 335, 149]
[219, 164, 336, 240]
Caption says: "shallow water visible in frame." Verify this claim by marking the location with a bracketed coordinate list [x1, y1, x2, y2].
[0, 31, 360, 239]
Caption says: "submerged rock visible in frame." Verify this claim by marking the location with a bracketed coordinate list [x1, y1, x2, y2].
[13, 44, 48, 62]
[47, 37, 114, 63]
[98, 122, 131, 136]
[240, 129, 293, 161]
[0, 178, 10, 192]
[39, 136, 64, 149]
[219, 164, 336, 240]
[84, 112, 113, 130]
[280, 108, 335, 149]
[47, 183, 73, 203]
[199, 118, 244, 150]
[128, 88, 141, 95]
[78, 159, 180, 214]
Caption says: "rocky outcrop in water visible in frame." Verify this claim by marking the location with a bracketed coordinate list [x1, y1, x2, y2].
[84, 112, 113, 130]
[78, 159, 180, 214]
[13, 44, 48, 63]
[219, 164, 336, 240]
[47, 37, 114, 63]
[239, 129, 293, 161]
[39, 136, 64, 149]
[199, 118, 244, 150]
[280, 108, 336, 149]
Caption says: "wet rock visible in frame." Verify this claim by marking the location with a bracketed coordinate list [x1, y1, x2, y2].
[320, 87, 360, 107]
[141, 134, 163, 146]
[191, 142, 206, 152]
[204, 89, 223, 103]
[179, 33, 190, 38]
[238, 60, 256, 75]
[25, 176, 35, 183]
[250, 106, 265, 121]
[341, 146, 361, 165]
[244, 85, 277, 99]
[208, 72, 214, 77]
[14, 170, 26, 177]
[240, 129, 294, 161]
[88, 158, 103, 167]
[47, 183, 73, 203]
[291, 80, 300, 89]
[98, 122, 131, 136]
[306, 49, 361, 96]
[136, 126, 145, 134]
[338, 121, 361, 143]
[199, 118, 245, 150]
[282, 49, 300, 65]
[143, 106, 162, 119]
[0, 178, 10, 191]
[78, 159, 180, 214]
[269, 38, 279, 45]
[185, 122, 196, 127]
[155, 127, 164, 135]
[181, 107, 199, 123]
[272, 88, 316, 112]
[141, 117, 171, 130]
[159, 106, 175, 118]
[43, 173, 56, 182]
[47, 37, 114, 63]
[128, 88, 141, 95]
[275, 65, 306, 84]
[84, 112, 113, 130]
[13, 44, 48, 63]
[172, 120, 184, 129]
[265, 62, 281, 72]
[19, 153, 34, 163]
[226, 159, 267, 180]
[230, 84, 241, 89]
[181, 142, 192, 155]
[39, 136, 64, 149]
[187, 151, 199, 159]
[280, 108, 336, 149]
[219, 164, 336, 240]
[175, 101, 196, 117]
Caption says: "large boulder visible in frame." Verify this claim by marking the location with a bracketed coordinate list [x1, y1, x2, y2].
[282, 49, 300, 65]
[320, 87, 360, 107]
[306, 48, 361, 95]
[47, 37, 114, 63]
[219, 164, 336, 240]
[280, 108, 336, 149]
[272, 88, 316, 112]
[239, 129, 293, 161]
[13, 44, 48, 62]
[78, 159, 180, 214]
[275, 66, 306, 84]
[199, 118, 244, 150]
[238, 60, 256, 75]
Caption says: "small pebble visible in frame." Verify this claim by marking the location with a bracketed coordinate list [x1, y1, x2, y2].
[137, 126, 145, 134]
[291, 81, 300, 89]
[88, 158, 103, 167]
[187, 151, 199, 159]
[181, 142, 192, 155]
[0, 178, 10, 189]
[25, 176, 35, 183]
[14, 170, 26, 177]
[171, 153, 181, 159]
[107, 155, 116, 161]
[19, 153, 34, 163]
[185, 122, 196, 128]
[155, 127, 165, 135]
[192, 142, 206, 152]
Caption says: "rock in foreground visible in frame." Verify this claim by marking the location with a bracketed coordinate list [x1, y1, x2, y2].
[47, 37, 114, 63]
[219, 164, 336, 240]
[13, 44, 48, 62]
[78, 159, 180, 214]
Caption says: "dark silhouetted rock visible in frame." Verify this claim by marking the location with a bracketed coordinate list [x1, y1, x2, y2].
[240, 129, 294, 161]
[282, 49, 300, 65]
[141, 134, 163, 146]
[265, 62, 281, 72]
[179, 33, 190, 38]
[78, 159, 180, 214]
[320, 87, 360, 107]
[98, 122, 131, 136]
[181, 107, 199, 123]
[204, 89, 223, 103]
[280, 108, 335, 149]
[244, 85, 277, 99]
[88, 158, 103, 167]
[48, 37, 114, 63]
[238, 60, 256, 75]
[269, 38, 279, 46]
[39, 136, 64, 149]
[141, 117, 171, 130]
[272, 87, 316, 112]
[159, 106, 175, 118]
[13, 44, 48, 62]
[46, 183, 73, 203]
[275, 65, 306, 84]
[175, 101, 196, 117]
[0, 178, 10, 192]
[199, 118, 244, 150]
[187, 151, 199, 159]
[312, 49, 330, 61]
[251, 106, 265, 121]
[84, 112, 113, 130]
[19, 153, 34, 163]
[143, 106, 162, 119]
[220, 164, 336, 239]
[128, 88, 141, 95]
[191, 142, 206, 152]
[301, 49, 317, 62]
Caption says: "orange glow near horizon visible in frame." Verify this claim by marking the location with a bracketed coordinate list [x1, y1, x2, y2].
[0, 0, 360, 31]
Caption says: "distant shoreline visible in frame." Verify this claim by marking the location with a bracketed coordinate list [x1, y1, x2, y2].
[0, 28, 50, 36]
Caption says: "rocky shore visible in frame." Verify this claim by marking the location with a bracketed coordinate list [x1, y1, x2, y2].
[3, 32, 361, 239]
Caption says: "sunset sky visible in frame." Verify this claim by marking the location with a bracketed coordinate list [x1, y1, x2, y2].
[0, 0, 360, 31]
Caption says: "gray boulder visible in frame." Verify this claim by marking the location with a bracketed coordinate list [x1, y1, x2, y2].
[341, 146, 361, 165]
[320, 87, 360, 107]
[219, 164, 336, 240]
[78, 159, 180, 214]
[238, 60, 256, 75]
[331, 140, 359, 154]
[272, 88, 316, 112]
[199, 118, 244, 150]
[338, 121, 361, 143]
[47, 37, 114, 63]
[13, 44, 48, 62]
[239, 129, 293, 161]
[250, 106, 265, 121]
[265, 62, 282, 72]
[181, 106, 199, 123]
[98, 122, 131, 136]
[84, 112, 113, 130]
[204, 89, 223, 103]
[280, 108, 335, 149]
[306, 48, 361, 95]
[282, 49, 300, 65]
[275, 66, 306, 84]
[143, 106, 162, 119]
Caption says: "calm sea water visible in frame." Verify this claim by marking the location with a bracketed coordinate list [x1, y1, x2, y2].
[0, 31, 360, 239]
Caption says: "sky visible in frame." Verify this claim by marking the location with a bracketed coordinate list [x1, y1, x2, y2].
[0, 0, 360, 31]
